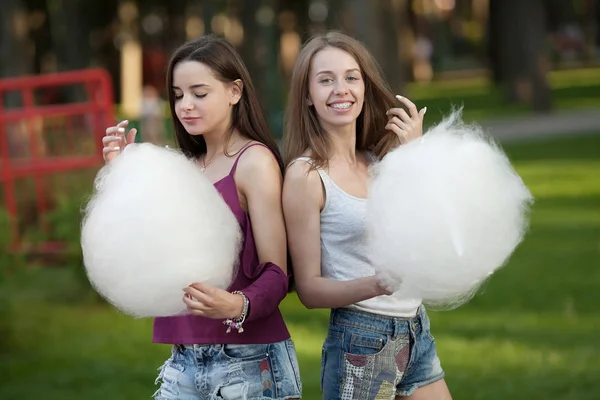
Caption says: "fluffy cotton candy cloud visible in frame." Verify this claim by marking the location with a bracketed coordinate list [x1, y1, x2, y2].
[81, 143, 242, 317]
[367, 110, 533, 310]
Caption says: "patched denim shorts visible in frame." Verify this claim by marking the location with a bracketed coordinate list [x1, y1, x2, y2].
[321, 306, 444, 399]
[153, 338, 302, 399]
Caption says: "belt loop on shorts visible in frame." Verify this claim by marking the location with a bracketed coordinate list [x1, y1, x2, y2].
[393, 317, 403, 339]
[329, 308, 337, 326]
[408, 319, 416, 344]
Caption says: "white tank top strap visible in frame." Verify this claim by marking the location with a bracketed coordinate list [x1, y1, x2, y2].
[290, 157, 334, 188]
[290, 156, 311, 163]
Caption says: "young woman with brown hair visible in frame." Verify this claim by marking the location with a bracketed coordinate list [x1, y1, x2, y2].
[282, 32, 452, 400]
[103, 35, 302, 400]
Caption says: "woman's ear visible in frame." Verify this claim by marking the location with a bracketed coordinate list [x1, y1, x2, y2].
[230, 79, 243, 105]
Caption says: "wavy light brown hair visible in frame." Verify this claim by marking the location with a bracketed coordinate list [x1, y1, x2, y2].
[166, 35, 283, 172]
[283, 32, 400, 169]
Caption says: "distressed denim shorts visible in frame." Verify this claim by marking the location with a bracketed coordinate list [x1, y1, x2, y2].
[320, 306, 444, 399]
[153, 338, 302, 399]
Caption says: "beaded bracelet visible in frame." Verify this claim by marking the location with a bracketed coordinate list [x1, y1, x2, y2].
[224, 291, 249, 333]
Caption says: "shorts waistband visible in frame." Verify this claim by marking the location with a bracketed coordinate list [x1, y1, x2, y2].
[329, 305, 425, 337]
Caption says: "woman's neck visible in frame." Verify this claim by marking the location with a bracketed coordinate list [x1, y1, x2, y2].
[327, 122, 359, 165]
[202, 129, 243, 160]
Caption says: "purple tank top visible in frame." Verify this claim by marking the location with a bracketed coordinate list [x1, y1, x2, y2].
[152, 143, 291, 344]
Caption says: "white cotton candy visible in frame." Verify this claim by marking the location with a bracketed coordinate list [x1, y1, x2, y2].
[367, 110, 533, 310]
[81, 143, 242, 318]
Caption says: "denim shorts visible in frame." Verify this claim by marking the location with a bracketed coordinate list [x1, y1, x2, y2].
[320, 306, 444, 399]
[153, 339, 302, 399]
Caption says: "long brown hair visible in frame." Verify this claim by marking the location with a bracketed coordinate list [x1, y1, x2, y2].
[166, 35, 283, 172]
[283, 31, 399, 169]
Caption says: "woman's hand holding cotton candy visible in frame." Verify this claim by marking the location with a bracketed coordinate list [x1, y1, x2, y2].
[183, 283, 244, 319]
[103, 120, 137, 163]
[374, 271, 401, 295]
[385, 95, 427, 144]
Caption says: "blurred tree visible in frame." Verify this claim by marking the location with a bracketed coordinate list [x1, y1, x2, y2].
[546, 0, 576, 26]
[284, 0, 320, 40]
[202, 0, 216, 35]
[582, 0, 599, 62]
[238, 0, 284, 135]
[165, 0, 188, 51]
[378, 0, 411, 94]
[239, 0, 265, 91]
[488, 0, 552, 112]
[0, 0, 31, 106]
[25, 0, 53, 76]
[339, 0, 410, 94]
[45, 0, 90, 101]
[47, 0, 90, 73]
[0, 1, 29, 78]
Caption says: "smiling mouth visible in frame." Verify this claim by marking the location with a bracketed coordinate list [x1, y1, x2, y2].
[328, 102, 353, 110]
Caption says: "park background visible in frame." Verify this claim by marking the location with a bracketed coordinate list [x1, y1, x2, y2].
[1, 0, 599, 399]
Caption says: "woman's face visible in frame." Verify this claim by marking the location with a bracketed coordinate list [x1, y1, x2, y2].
[172, 60, 240, 137]
[307, 46, 365, 133]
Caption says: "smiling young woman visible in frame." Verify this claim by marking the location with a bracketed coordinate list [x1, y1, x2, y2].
[282, 32, 451, 400]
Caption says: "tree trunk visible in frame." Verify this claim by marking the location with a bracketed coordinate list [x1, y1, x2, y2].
[377, 0, 409, 94]
[489, 0, 552, 112]
[0, 0, 31, 106]
[239, 0, 283, 134]
[47, 0, 90, 72]
[165, 0, 188, 51]
[288, 0, 311, 41]
[46, 0, 91, 102]
[487, 0, 504, 83]
[0, 1, 30, 77]
[342, 0, 408, 94]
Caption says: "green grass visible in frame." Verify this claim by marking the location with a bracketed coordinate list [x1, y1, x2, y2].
[402, 67, 600, 126]
[1, 133, 599, 399]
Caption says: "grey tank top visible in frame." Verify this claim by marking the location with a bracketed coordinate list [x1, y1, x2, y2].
[293, 157, 421, 317]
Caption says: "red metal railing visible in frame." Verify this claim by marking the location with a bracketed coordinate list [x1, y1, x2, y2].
[0, 68, 114, 253]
